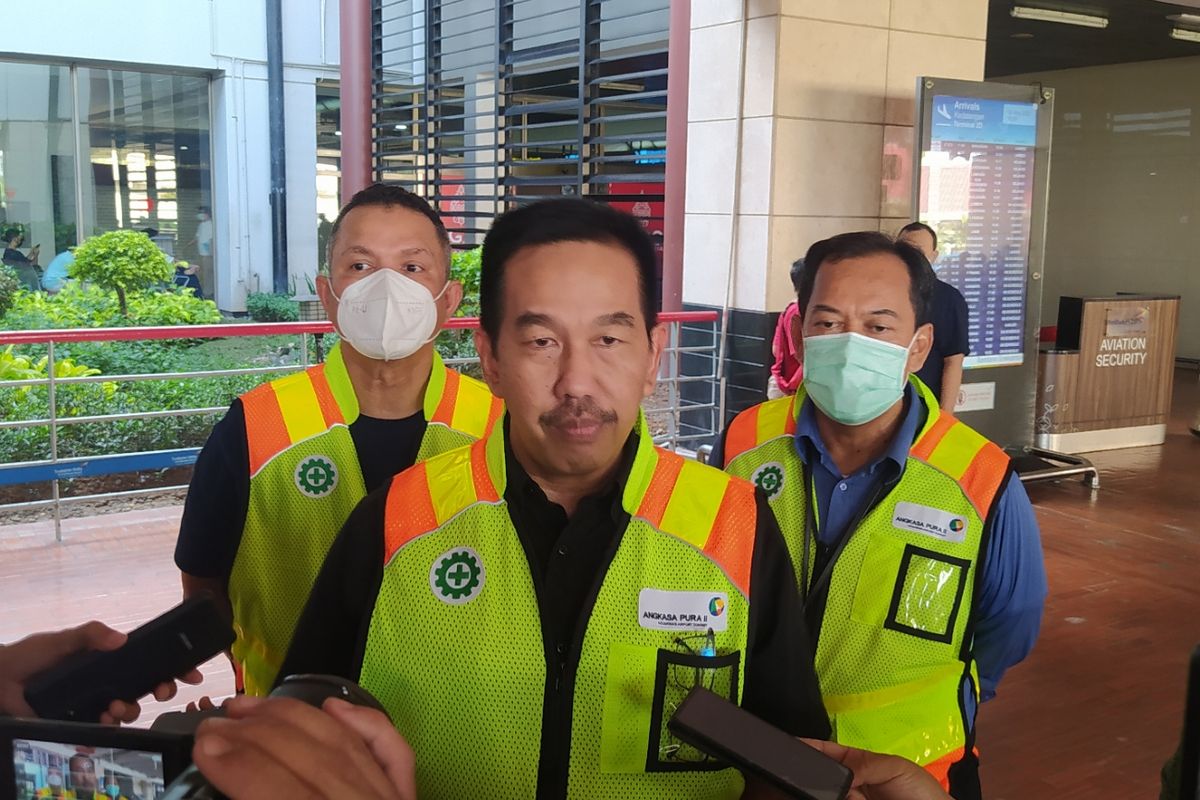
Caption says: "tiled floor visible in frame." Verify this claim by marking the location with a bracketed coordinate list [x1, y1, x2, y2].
[2, 370, 1198, 798]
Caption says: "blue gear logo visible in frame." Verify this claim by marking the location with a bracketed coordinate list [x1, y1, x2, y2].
[751, 462, 785, 499]
[430, 548, 486, 605]
[295, 456, 338, 497]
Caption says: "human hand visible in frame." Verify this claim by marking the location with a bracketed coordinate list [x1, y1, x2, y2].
[192, 695, 416, 800]
[0, 621, 203, 724]
[185, 695, 223, 713]
[800, 740, 952, 800]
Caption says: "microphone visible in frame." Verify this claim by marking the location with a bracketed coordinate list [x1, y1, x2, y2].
[159, 674, 386, 800]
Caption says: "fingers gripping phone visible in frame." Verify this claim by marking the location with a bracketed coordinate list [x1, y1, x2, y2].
[668, 687, 853, 800]
[23, 594, 234, 723]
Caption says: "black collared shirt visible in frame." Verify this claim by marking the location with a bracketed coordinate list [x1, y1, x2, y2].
[280, 421, 830, 796]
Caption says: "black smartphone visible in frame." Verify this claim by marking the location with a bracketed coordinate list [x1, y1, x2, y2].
[1181, 645, 1200, 800]
[0, 717, 192, 800]
[23, 594, 234, 723]
[668, 687, 852, 800]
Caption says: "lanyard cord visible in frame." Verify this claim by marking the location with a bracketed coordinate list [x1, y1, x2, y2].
[799, 445, 888, 610]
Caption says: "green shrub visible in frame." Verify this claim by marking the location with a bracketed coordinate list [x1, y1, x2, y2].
[0, 265, 20, 317]
[246, 292, 300, 322]
[70, 229, 172, 316]
[3, 283, 220, 331]
[436, 247, 482, 364]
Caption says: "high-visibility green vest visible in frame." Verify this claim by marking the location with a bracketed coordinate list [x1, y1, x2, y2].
[722, 380, 1010, 788]
[359, 420, 761, 800]
[229, 343, 502, 695]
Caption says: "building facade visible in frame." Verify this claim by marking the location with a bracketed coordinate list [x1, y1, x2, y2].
[1, 0, 342, 312]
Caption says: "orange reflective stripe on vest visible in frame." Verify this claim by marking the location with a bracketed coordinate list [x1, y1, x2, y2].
[704, 478, 758, 597]
[913, 415, 1009, 517]
[242, 365, 344, 476]
[429, 368, 504, 439]
[636, 449, 758, 598]
[383, 440, 501, 563]
[722, 395, 797, 467]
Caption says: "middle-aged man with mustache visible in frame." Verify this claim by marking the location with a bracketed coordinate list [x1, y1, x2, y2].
[277, 198, 831, 799]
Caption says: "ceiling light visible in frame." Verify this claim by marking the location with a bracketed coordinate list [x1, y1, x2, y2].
[1011, 32, 1035, 38]
[1010, 6, 1109, 28]
[1171, 26, 1200, 41]
[1168, 13, 1200, 26]
[334, 130, 342, 136]
[394, 123, 408, 130]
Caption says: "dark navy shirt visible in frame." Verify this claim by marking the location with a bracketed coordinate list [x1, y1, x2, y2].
[915, 278, 970, 402]
[792, 385, 1046, 721]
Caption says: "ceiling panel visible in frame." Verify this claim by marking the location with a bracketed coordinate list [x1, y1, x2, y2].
[988, 0, 1200, 76]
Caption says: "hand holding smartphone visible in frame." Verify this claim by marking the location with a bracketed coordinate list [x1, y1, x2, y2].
[668, 687, 852, 800]
[23, 594, 233, 723]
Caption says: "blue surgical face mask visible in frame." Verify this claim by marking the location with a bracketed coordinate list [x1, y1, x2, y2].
[107, 785, 120, 798]
[802, 332, 913, 426]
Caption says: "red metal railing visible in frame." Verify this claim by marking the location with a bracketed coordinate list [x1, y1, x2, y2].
[0, 311, 719, 345]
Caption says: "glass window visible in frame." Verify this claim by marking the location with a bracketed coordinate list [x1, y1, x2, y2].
[316, 79, 341, 272]
[0, 61, 78, 291]
[77, 67, 213, 298]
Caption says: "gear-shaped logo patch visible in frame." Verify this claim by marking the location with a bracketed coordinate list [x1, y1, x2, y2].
[430, 547, 486, 605]
[751, 462, 785, 499]
[295, 455, 338, 498]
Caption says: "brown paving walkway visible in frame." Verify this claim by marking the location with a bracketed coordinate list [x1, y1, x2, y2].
[1, 370, 1198, 796]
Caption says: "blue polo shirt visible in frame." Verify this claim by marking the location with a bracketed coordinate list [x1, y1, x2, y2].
[793, 385, 1046, 722]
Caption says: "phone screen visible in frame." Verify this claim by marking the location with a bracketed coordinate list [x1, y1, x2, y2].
[10, 739, 165, 800]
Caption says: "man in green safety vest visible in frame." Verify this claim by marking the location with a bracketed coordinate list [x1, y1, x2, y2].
[175, 185, 501, 696]
[279, 198, 831, 799]
[716, 231, 1046, 800]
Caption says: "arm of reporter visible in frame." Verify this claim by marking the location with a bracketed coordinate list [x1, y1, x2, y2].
[0, 621, 202, 723]
[191, 696, 416, 800]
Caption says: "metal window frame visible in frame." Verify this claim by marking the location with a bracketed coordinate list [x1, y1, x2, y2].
[371, 0, 668, 246]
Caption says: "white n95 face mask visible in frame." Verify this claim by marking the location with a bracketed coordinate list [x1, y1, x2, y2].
[332, 269, 448, 361]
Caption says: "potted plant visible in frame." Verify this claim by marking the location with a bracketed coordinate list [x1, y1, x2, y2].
[292, 273, 325, 321]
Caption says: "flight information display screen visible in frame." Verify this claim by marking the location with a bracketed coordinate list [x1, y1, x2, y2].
[919, 94, 1040, 368]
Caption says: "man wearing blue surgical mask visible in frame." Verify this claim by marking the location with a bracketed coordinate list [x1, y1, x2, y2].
[714, 231, 1046, 800]
[175, 184, 502, 698]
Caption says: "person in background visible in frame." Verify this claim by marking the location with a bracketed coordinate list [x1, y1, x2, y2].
[41, 249, 75, 293]
[3, 229, 41, 290]
[173, 260, 203, 296]
[896, 223, 969, 414]
[188, 206, 214, 297]
[767, 259, 805, 399]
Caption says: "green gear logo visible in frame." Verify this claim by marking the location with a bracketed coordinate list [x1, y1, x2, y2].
[430, 548, 485, 605]
[294, 456, 338, 497]
[751, 462, 785, 499]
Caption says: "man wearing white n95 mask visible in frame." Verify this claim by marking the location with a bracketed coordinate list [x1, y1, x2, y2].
[715, 232, 1045, 800]
[175, 184, 501, 697]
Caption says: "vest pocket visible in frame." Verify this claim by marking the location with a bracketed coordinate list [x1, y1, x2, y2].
[647, 647, 741, 772]
[883, 544, 971, 644]
[598, 643, 740, 774]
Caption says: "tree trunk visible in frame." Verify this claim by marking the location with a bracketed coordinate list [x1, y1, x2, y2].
[116, 285, 128, 317]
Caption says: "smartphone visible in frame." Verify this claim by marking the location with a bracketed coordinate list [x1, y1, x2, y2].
[1181, 645, 1200, 800]
[668, 687, 852, 800]
[0, 717, 191, 800]
[23, 594, 234, 723]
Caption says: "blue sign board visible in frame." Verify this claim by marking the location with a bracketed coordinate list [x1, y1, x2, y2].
[931, 95, 1038, 147]
[0, 448, 200, 487]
